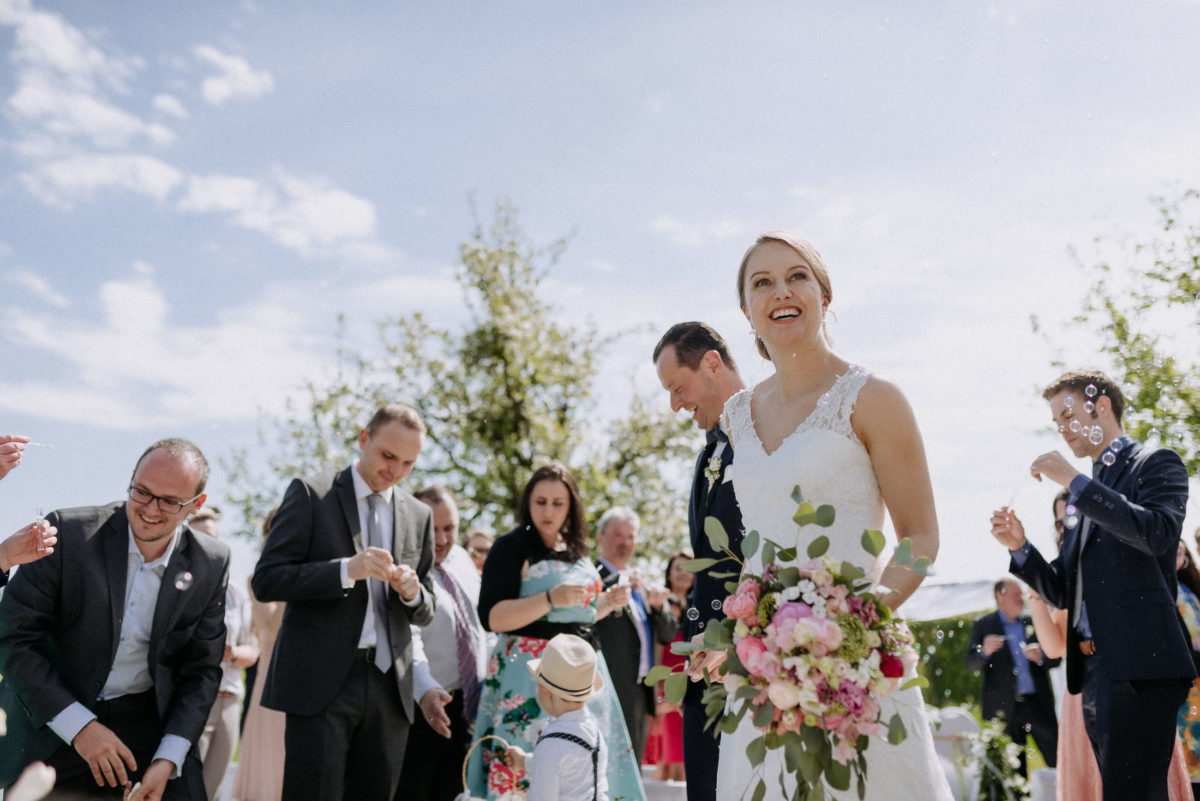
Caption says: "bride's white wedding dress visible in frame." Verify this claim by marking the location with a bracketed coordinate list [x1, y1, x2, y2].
[715, 365, 952, 801]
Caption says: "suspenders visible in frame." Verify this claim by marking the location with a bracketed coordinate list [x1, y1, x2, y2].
[536, 730, 600, 801]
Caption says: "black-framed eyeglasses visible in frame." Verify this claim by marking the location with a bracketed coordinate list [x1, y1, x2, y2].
[128, 485, 202, 515]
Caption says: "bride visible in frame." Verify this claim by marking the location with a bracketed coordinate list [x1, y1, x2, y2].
[713, 232, 952, 800]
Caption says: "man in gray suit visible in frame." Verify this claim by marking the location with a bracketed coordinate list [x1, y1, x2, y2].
[253, 404, 436, 801]
[0, 438, 229, 801]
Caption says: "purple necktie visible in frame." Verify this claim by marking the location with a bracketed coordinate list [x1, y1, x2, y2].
[434, 564, 481, 724]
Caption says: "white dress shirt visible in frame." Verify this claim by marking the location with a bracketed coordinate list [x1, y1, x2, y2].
[339, 463, 422, 648]
[48, 527, 191, 775]
[525, 707, 608, 801]
[218, 581, 256, 697]
[411, 545, 488, 698]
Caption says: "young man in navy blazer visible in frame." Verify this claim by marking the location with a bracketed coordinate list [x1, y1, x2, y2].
[992, 369, 1193, 801]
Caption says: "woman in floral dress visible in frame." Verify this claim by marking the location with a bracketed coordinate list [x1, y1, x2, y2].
[467, 463, 646, 801]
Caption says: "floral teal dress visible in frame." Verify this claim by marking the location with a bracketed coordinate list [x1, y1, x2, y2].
[469, 527, 645, 800]
[1175, 583, 1200, 781]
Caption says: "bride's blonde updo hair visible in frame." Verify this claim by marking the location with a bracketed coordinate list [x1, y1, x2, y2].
[736, 231, 833, 361]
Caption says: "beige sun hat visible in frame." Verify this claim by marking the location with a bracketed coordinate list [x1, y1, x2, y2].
[527, 633, 604, 702]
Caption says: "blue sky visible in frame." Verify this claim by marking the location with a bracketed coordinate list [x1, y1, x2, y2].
[2, 0, 1198, 589]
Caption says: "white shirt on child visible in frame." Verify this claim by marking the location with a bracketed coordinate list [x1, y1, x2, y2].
[526, 707, 609, 801]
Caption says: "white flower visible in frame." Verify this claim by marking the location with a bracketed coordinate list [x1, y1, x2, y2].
[781, 585, 802, 601]
[766, 680, 802, 710]
[704, 453, 723, 490]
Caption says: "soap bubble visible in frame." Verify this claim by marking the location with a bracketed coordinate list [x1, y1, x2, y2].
[1110, 439, 1124, 452]
[174, 571, 194, 591]
[1088, 429, 1104, 445]
[1065, 514, 1079, 529]
[1069, 420, 1082, 433]
[711, 599, 723, 611]
[686, 607, 700, 621]
[1065, 504, 1077, 516]
[1102, 452, 1116, 466]
[1064, 396, 1075, 407]
[1085, 384, 1098, 398]
[1084, 401, 1095, 414]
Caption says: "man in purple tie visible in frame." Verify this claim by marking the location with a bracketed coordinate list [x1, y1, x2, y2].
[397, 486, 489, 801]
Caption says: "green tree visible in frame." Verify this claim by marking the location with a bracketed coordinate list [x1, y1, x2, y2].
[226, 201, 695, 557]
[1047, 189, 1200, 472]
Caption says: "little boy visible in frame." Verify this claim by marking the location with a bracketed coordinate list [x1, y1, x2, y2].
[505, 634, 608, 801]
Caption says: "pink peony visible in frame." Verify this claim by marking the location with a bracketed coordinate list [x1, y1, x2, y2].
[736, 636, 776, 678]
[723, 579, 762, 623]
[793, 616, 844, 656]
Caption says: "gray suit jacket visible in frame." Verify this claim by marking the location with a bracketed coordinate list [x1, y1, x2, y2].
[0, 503, 229, 787]
[252, 467, 435, 720]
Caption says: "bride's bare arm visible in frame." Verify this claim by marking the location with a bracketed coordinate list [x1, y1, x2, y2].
[853, 377, 939, 612]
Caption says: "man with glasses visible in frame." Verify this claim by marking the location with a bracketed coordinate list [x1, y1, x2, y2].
[0, 438, 230, 801]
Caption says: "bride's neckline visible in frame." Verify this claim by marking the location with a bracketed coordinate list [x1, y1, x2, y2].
[746, 366, 858, 457]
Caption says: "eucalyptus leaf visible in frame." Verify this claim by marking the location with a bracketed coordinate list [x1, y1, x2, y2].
[777, 567, 801, 586]
[742, 530, 760, 559]
[911, 556, 934, 576]
[669, 640, 704, 656]
[762, 541, 777, 565]
[664, 670, 688, 704]
[792, 500, 816, 525]
[887, 712, 908, 745]
[806, 536, 830, 559]
[791, 485, 804, 504]
[747, 736, 767, 767]
[705, 515, 730, 552]
[860, 529, 886, 557]
[725, 580, 740, 593]
[814, 504, 836, 527]
[753, 702, 775, 728]
[900, 676, 930, 691]
[777, 547, 797, 562]
[894, 538, 914, 566]
[826, 758, 851, 791]
[682, 557, 721, 572]
[643, 665, 673, 686]
[751, 780, 767, 801]
[840, 561, 865, 581]
[709, 571, 740, 579]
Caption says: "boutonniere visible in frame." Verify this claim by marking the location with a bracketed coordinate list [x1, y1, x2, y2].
[1024, 623, 1035, 641]
[704, 453, 722, 491]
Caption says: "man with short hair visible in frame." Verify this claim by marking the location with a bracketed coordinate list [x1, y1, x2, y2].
[593, 506, 676, 764]
[253, 404, 436, 801]
[0, 438, 230, 801]
[966, 578, 1058, 776]
[653, 322, 746, 801]
[190, 508, 259, 801]
[465, 529, 493, 574]
[992, 369, 1193, 801]
[397, 486, 488, 801]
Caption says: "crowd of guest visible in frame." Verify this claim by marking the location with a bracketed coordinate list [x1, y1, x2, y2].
[0, 414, 700, 801]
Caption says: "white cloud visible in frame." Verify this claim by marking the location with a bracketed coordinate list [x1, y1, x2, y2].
[1, 0, 138, 93]
[21, 153, 183, 207]
[178, 170, 380, 258]
[9, 74, 174, 149]
[6, 269, 71, 309]
[194, 44, 274, 105]
[152, 93, 188, 119]
[0, 272, 329, 429]
[648, 215, 755, 247]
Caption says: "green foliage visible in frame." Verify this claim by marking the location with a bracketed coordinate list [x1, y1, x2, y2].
[223, 201, 694, 555]
[909, 612, 981, 709]
[1052, 189, 1200, 473]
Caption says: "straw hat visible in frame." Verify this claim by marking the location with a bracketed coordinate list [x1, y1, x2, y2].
[527, 634, 603, 702]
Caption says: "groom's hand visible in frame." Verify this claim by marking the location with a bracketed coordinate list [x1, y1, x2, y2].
[989, 506, 1027, 551]
[686, 633, 727, 681]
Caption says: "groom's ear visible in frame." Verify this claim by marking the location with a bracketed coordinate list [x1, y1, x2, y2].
[700, 349, 719, 371]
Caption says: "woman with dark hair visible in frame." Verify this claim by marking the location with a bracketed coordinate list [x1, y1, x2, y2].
[467, 464, 646, 800]
[1175, 541, 1200, 797]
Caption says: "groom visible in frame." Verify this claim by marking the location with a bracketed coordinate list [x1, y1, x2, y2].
[991, 369, 1193, 801]
[654, 322, 746, 801]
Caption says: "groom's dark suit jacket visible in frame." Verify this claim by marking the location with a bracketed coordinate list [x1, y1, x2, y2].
[252, 467, 435, 721]
[0, 503, 229, 791]
[687, 426, 743, 644]
[1011, 441, 1194, 693]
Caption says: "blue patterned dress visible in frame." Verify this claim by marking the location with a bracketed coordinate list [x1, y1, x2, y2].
[468, 548, 645, 800]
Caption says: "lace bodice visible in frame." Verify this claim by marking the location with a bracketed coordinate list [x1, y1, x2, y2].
[721, 364, 885, 580]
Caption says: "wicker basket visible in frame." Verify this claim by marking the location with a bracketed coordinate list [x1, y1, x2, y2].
[454, 734, 526, 801]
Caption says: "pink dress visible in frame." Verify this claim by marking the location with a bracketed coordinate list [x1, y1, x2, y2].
[1056, 690, 1190, 801]
[230, 588, 287, 801]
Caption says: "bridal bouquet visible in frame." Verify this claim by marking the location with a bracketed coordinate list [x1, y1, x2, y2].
[648, 488, 929, 801]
